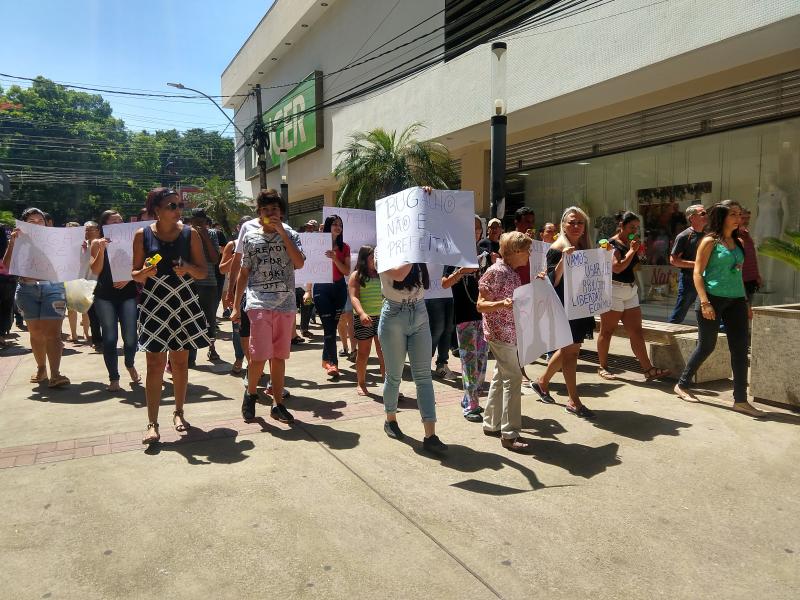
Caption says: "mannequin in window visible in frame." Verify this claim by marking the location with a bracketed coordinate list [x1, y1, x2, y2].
[752, 172, 789, 292]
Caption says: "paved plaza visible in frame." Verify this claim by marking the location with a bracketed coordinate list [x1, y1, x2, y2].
[0, 319, 798, 599]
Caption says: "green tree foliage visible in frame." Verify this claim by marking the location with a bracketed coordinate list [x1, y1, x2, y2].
[333, 122, 458, 209]
[0, 77, 236, 224]
[191, 176, 252, 236]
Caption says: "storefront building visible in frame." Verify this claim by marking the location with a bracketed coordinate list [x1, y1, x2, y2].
[222, 0, 800, 319]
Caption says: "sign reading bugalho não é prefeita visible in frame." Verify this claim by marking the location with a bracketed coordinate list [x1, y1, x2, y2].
[244, 71, 323, 180]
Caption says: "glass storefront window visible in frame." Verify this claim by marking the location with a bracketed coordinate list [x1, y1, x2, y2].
[508, 116, 800, 322]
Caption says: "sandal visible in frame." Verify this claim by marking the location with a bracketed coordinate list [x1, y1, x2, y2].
[173, 410, 190, 432]
[127, 367, 141, 385]
[30, 369, 48, 383]
[142, 422, 160, 445]
[48, 375, 70, 388]
[644, 367, 671, 382]
[598, 367, 617, 380]
[231, 361, 243, 374]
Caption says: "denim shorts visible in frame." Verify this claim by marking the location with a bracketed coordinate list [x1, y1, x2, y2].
[16, 281, 67, 320]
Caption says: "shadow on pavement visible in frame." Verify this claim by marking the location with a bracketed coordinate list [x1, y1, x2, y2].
[526, 439, 621, 478]
[29, 380, 113, 403]
[520, 416, 568, 439]
[119, 382, 229, 409]
[263, 419, 361, 450]
[590, 409, 692, 441]
[289, 395, 347, 420]
[401, 437, 548, 495]
[144, 428, 255, 464]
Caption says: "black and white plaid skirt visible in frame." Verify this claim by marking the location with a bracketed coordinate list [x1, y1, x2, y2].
[138, 275, 210, 353]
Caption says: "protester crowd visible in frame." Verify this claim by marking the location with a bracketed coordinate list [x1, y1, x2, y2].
[0, 186, 769, 452]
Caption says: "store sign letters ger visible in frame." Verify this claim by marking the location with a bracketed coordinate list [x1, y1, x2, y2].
[244, 71, 323, 180]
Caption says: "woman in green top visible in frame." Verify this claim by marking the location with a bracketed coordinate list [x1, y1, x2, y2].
[674, 200, 763, 416]
[348, 245, 385, 396]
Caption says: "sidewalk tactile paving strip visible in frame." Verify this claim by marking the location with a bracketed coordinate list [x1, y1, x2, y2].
[0, 389, 463, 469]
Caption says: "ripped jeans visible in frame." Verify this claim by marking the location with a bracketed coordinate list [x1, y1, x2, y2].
[15, 281, 67, 320]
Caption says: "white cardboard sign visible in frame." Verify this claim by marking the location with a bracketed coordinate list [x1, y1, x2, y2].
[322, 206, 377, 250]
[563, 248, 613, 319]
[9, 220, 86, 281]
[529, 240, 551, 278]
[374, 187, 478, 273]
[513, 280, 574, 365]
[294, 232, 335, 286]
[104, 220, 155, 282]
[423, 264, 453, 300]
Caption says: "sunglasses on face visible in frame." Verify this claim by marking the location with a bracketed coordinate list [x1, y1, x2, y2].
[695, 211, 707, 217]
[164, 201, 184, 211]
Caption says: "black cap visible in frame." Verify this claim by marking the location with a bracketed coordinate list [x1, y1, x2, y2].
[190, 208, 208, 220]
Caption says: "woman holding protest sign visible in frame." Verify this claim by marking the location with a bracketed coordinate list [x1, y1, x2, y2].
[2, 207, 70, 388]
[348, 245, 385, 396]
[443, 215, 488, 423]
[532, 206, 596, 419]
[596, 211, 670, 382]
[674, 200, 762, 416]
[132, 188, 210, 444]
[312, 215, 350, 378]
[89, 210, 140, 392]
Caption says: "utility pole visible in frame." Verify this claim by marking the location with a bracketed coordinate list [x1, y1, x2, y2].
[489, 42, 507, 220]
[253, 84, 269, 190]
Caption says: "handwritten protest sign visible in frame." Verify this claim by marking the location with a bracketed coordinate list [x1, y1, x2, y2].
[374, 187, 478, 273]
[294, 232, 334, 286]
[423, 264, 453, 300]
[9, 220, 86, 281]
[529, 240, 550, 278]
[563, 248, 613, 319]
[513, 279, 574, 365]
[322, 206, 376, 249]
[104, 220, 155, 282]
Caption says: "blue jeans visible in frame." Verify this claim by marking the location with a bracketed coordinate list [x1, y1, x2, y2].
[425, 297, 455, 366]
[189, 284, 219, 364]
[378, 299, 436, 422]
[313, 279, 347, 365]
[93, 297, 138, 381]
[669, 274, 697, 324]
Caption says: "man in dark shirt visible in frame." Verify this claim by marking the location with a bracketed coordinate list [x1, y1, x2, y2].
[668, 204, 707, 323]
[513, 206, 535, 285]
[478, 217, 502, 271]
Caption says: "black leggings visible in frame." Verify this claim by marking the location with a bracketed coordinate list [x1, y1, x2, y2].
[678, 294, 749, 402]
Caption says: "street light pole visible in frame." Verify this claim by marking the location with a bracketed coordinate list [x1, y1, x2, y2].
[166, 82, 245, 137]
[489, 42, 507, 221]
[279, 148, 289, 206]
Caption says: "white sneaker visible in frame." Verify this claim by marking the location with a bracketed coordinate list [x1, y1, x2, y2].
[435, 365, 454, 379]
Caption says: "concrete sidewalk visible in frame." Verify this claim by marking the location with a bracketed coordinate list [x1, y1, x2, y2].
[0, 319, 798, 599]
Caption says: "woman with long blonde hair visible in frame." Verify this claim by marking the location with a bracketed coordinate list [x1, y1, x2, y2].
[532, 206, 597, 418]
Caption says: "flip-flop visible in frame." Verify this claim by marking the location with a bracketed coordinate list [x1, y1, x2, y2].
[30, 371, 48, 383]
[644, 367, 671, 381]
[598, 368, 617, 380]
[531, 382, 556, 404]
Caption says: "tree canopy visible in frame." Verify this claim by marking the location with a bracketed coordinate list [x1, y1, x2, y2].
[0, 77, 237, 224]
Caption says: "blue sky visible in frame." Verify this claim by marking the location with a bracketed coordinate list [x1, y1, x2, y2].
[1, 0, 273, 135]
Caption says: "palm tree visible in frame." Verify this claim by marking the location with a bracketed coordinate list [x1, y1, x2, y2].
[333, 122, 459, 209]
[192, 176, 252, 236]
[759, 230, 800, 270]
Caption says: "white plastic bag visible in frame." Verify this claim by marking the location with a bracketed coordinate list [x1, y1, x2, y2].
[64, 279, 97, 313]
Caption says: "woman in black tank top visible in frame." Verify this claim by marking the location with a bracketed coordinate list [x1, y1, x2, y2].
[131, 188, 210, 444]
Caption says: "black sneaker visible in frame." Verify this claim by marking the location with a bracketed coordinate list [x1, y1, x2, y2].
[464, 411, 483, 423]
[383, 420, 404, 440]
[423, 435, 448, 452]
[271, 403, 294, 424]
[242, 391, 257, 421]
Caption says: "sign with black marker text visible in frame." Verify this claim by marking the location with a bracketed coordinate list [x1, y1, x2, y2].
[563, 248, 613, 319]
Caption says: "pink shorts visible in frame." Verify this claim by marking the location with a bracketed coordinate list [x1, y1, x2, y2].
[246, 309, 295, 361]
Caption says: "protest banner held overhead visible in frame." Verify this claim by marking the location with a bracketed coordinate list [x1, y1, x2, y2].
[322, 206, 376, 249]
[374, 187, 478, 273]
[104, 220, 155, 282]
[513, 279, 573, 365]
[563, 248, 613, 320]
[9, 220, 86, 281]
[294, 232, 335, 286]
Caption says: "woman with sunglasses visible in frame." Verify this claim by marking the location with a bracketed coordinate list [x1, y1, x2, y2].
[674, 200, 763, 416]
[312, 215, 350, 378]
[132, 188, 210, 444]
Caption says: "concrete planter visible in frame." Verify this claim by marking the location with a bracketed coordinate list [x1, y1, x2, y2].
[750, 304, 800, 410]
